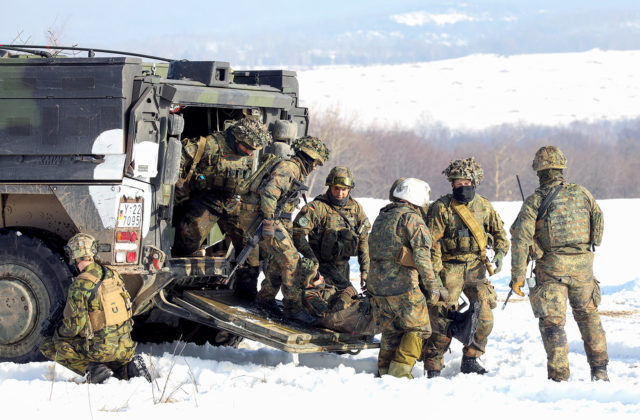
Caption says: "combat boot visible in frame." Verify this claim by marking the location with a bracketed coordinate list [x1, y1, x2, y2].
[254, 296, 283, 317]
[128, 355, 152, 382]
[284, 308, 317, 325]
[426, 370, 441, 378]
[460, 355, 488, 375]
[591, 365, 610, 382]
[387, 361, 414, 379]
[86, 363, 113, 384]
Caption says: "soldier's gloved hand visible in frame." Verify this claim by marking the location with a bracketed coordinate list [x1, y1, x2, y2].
[341, 285, 358, 299]
[261, 219, 276, 239]
[509, 276, 525, 297]
[360, 273, 368, 291]
[492, 251, 505, 274]
[437, 286, 450, 303]
[425, 286, 440, 305]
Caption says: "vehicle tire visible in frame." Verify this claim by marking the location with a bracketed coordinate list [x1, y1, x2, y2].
[0, 230, 72, 363]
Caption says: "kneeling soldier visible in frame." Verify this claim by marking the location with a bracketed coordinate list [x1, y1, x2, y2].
[40, 233, 149, 383]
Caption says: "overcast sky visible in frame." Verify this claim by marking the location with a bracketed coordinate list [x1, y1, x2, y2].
[4, 1, 640, 66]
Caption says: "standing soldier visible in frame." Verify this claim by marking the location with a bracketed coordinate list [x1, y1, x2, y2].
[510, 146, 608, 382]
[252, 136, 330, 323]
[368, 178, 442, 379]
[40, 233, 149, 383]
[293, 166, 370, 291]
[172, 117, 270, 298]
[422, 157, 509, 377]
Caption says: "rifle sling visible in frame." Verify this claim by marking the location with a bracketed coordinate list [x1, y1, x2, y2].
[537, 183, 564, 221]
[450, 199, 494, 276]
[183, 136, 207, 184]
[317, 196, 360, 235]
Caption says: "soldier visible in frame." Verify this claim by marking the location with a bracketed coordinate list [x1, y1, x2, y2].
[252, 136, 330, 323]
[422, 157, 509, 377]
[172, 117, 270, 298]
[40, 233, 149, 383]
[368, 178, 441, 379]
[293, 166, 370, 291]
[510, 146, 608, 382]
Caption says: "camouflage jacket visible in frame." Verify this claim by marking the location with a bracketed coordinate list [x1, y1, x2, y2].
[367, 202, 438, 296]
[58, 263, 132, 339]
[293, 192, 370, 276]
[427, 193, 509, 274]
[303, 284, 353, 317]
[510, 177, 603, 282]
[180, 132, 256, 196]
[259, 157, 308, 219]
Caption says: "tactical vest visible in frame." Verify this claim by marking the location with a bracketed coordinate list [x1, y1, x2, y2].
[370, 205, 413, 263]
[534, 183, 591, 251]
[439, 195, 485, 255]
[65, 267, 132, 334]
[181, 133, 255, 195]
[314, 196, 361, 262]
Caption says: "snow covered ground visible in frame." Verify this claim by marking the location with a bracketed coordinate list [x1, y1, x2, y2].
[2, 197, 639, 418]
[297, 49, 640, 131]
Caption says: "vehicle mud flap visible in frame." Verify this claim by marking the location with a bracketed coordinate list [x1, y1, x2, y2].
[447, 301, 480, 346]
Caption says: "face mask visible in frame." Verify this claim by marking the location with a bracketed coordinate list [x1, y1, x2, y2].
[453, 185, 475, 203]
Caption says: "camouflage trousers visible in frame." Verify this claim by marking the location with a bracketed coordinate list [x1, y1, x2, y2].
[173, 193, 259, 267]
[256, 219, 301, 312]
[529, 262, 608, 381]
[319, 259, 351, 290]
[371, 287, 431, 373]
[422, 259, 497, 371]
[40, 330, 136, 376]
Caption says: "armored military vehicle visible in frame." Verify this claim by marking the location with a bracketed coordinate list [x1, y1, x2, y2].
[0, 46, 378, 363]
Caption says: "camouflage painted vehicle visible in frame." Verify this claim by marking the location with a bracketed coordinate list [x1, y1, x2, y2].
[0, 46, 378, 363]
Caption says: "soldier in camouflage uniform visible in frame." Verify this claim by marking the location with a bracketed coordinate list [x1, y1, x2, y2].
[40, 234, 149, 383]
[368, 178, 442, 379]
[293, 166, 370, 291]
[252, 136, 330, 324]
[172, 117, 270, 298]
[510, 146, 608, 382]
[300, 257, 377, 335]
[422, 157, 509, 377]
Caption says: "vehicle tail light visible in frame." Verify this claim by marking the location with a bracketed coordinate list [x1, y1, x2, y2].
[126, 252, 137, 263]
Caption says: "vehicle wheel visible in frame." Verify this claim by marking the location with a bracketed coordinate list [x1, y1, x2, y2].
[0, 231, 72, 363]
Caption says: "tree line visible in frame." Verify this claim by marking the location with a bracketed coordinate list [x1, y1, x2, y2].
[306, 107, 640, 201]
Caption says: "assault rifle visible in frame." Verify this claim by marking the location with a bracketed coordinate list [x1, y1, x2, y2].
[41, 298, 66, 337]
[226, 179, 309, 284]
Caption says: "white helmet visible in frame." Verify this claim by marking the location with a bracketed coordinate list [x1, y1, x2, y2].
[391, 178, 431, 207]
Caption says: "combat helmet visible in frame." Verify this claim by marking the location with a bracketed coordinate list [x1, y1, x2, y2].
[389, 177, 407, 201]
[292, 136, 330, 165]
[325, 166, 355, 188]
[298, 257, 321, 288]
[443, 157, 484, 185]
[64, 233, 98, 262]
[532, 146, 567, 171]
[391, 178, 431, 207]
[229, 117, 271, 150]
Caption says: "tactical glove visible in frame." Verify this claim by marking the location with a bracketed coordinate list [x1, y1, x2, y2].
[437, 286, 450, 303]
[492, 251, 505, 274]
[509, 277, 525, 297]
[360, 272, 368, 291]
[341, 285, 358, 299]
[262, 219, 276, 239]
[425, 286, 440, 305]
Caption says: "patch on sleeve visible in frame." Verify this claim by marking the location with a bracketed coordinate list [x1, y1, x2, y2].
[297, 216, 310, 227]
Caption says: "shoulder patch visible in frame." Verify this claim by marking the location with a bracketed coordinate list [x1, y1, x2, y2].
[297, 216, 310, 227]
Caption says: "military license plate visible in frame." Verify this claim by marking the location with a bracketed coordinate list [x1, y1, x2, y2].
[117, 203, 142, 228]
